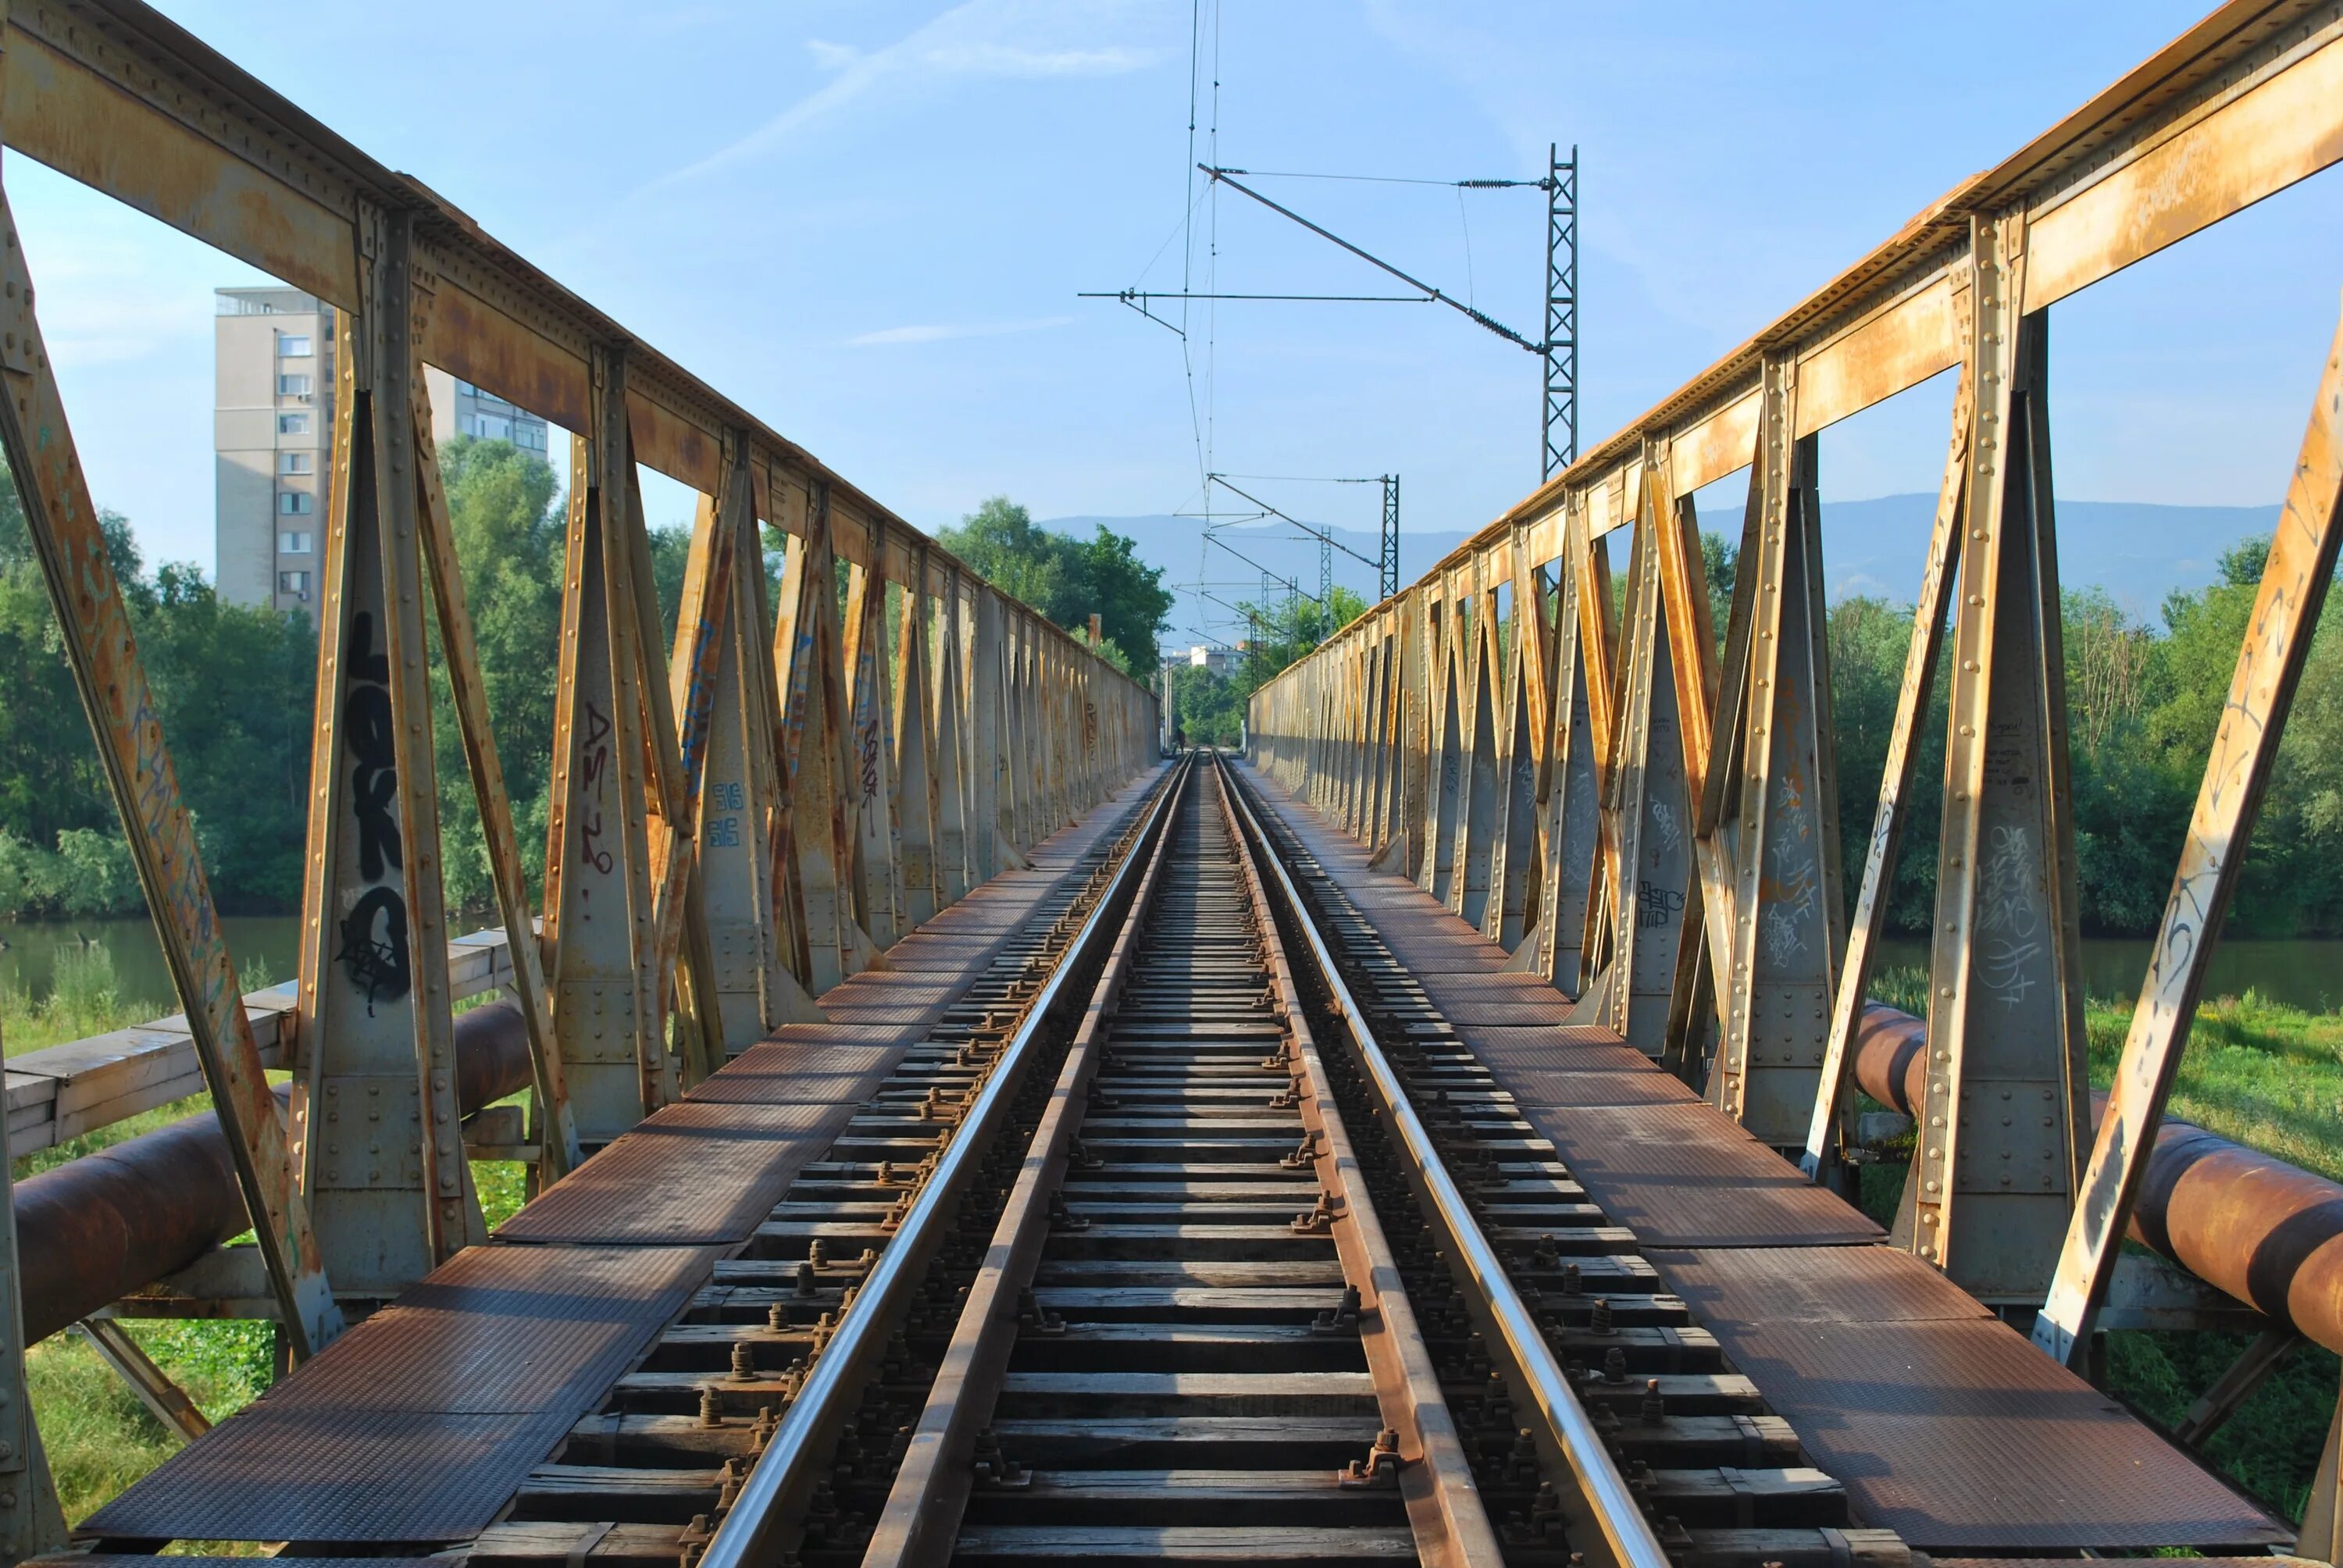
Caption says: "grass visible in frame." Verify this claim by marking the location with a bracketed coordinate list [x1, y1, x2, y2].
[1865, 965, 2343, 1520]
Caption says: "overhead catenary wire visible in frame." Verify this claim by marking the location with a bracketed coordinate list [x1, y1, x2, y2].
[1207, 475, 1379, 572]
[1200, 166, 1542, 355]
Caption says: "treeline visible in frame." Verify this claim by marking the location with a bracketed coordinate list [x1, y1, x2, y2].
[1170, 533, 2343, 939]
[1827, 534, 2343, 938]
[0, 502, 313, 917]
[0, 467, 1171, 924]
[0, 440, 693, 921]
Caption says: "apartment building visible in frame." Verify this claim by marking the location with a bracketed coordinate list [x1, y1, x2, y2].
[213, 287, 333, 611]
[214, 288, 552, 612]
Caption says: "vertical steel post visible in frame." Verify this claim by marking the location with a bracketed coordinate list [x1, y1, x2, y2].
[1526, 536, 1603, 996]
[1487, 542, 1550, 951]
[293, 204, 481, 1292]
[542, 351, 669, 1140]
[1703, 389, 1846, 1147]
[893, 548, 943, 928]
[1451, 560, 1503, 928]
[1896, 216, 2088, 1303]
[933, 572, 974, 903]
[1419, 580, 1464, 903]
[841, 538, 902, 950]
[967, 588, 1005, 883]
[772, 491, 864, 992]
[1601, 494, 1696, 1057]
[677, 440, 822, 1054]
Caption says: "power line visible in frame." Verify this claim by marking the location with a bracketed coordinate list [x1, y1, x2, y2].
[1204, 166, 1539, 188]
[1200, 166, 1542, 355]
[1207, 476, 1381, 572]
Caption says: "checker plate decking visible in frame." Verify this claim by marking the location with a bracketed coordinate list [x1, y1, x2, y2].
[84, 1245, 715, 1544]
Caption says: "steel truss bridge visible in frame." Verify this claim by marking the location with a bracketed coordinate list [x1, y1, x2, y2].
[2, 2, 2343, 1566]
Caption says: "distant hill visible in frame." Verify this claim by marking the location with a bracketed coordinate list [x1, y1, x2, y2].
[1042, 496, 2276, 656]
[1817, 494, 2276, 618]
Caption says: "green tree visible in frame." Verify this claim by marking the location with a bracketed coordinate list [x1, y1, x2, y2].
[0, 465, 314, 917]
[426, 437, 567, 911]
[1165, 663, 1246, 747]
[133, 561, 316, 911]
[938, 497, 1172, 673]
[1825, 594, 1949, 934]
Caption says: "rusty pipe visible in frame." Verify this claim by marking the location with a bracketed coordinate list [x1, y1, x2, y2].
[17, 1000, 533, 1345]
[1852, 1001, 2343, 1356]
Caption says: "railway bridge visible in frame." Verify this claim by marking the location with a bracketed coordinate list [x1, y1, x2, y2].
[5, 2, 2343, 1566]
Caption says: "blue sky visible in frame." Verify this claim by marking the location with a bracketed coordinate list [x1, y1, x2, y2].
[12, 0, 2343, 597]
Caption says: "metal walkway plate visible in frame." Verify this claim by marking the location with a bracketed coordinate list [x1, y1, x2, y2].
[690, 1035, 907, 1105]
[1649, 1246, 2287, 1548]
[1517, 1103, 1881, 1248]
[84, 1245, 714, 1545]
[1496, 1067, 1703, 1108]
[497, 1100, 860, 1245]
[1701, 1315, 2284, 1549]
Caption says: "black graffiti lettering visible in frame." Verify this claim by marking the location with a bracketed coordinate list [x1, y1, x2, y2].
[1636, 878, 1685, 931]
[348, 608, 392, 683]
[347, 682, 401, 880]
[338, 610, 408, 1000]
[579, 700, 615, 874]
[335, 884, 411, 1014]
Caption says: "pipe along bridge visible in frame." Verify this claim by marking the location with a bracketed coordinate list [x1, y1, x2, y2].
[4, 1, 2343, 1566]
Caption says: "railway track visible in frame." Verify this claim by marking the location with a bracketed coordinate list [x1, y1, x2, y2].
[460, 752, 1900, 1568]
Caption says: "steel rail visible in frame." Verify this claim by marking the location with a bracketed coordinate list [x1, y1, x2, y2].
[1220, 759, 1671, 1568]
[1210, 760, 1509, 1568]
[697, 758, 1190, 1568]
[857, 756, 1195, 1568]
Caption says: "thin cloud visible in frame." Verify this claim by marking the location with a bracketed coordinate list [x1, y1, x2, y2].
[644, 0, 1158, 194]
[849, 315, 1073, 347]
[921, 42, 1153, 75]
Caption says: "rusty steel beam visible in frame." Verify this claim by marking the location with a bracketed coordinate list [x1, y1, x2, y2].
[291, 204, 482, 1295]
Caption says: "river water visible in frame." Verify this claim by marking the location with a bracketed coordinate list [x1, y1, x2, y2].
[6, 917, 2343, 1020]
[3, 915, 305, 1019]
[1867, 937, 2343, 1012]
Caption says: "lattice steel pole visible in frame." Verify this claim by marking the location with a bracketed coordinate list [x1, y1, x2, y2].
[1379, 475, 1400, 602]
[1543, 144, 1579, 480]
